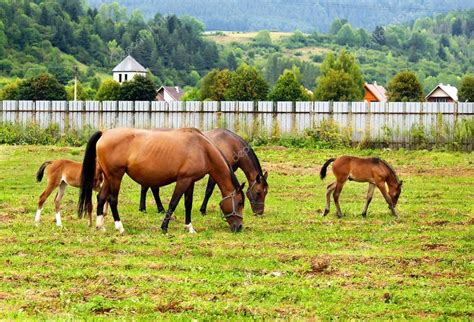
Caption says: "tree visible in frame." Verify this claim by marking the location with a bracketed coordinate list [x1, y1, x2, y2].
[314, 49, 364, 101]
[118, 75, 156, 101]
[95, 79, 121, 101]
[0, 79, 21, 100]
[227, 52, 238, 71]
[386, 71, 424, 102]
[268, 69, 309, 101]
[254, 30, 272, 47]
[181, 87, 200, 101]
[225, 64, 268, 101]
[452, 17, 463, 36]
[329, 18, 347, 35]
[372, 26, 386, 46]
[336, 24, 356, 46]
[314, 69, 357, 101]
[200, 69, 232, 101]
[17, 74, 67, 100]
[458, 75, 474, 102]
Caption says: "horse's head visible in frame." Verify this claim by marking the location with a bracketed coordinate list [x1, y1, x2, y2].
[246, 171, 268, 215]
[220, 182, 245, 232]
[389, 180, 403, 207]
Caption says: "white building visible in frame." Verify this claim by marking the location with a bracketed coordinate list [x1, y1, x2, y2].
[156, 86, 184, 102]
[112, 55, 147, 83]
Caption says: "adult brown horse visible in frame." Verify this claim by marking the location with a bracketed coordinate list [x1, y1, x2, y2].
[139, 129, 269, 216]
[78, 128, 246, 234]
[35, 159, 103, 227]
[320, 156, 402, 218]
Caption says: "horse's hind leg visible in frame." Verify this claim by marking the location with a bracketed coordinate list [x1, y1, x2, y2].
[184, 182, 196, 233]
[333, 180, 346, 218]
[139, 186, 148, 212]
[322, 182, 336, 216]
[53, 181, 67, 227]
[96, 180, 109, 231]
[151, 186, 166, 213]
[376, 182, 398, 218]
[107, 176, 125, 233]
[36, 181, 57, 226]
[362, 183, 376, 217]
[199, 176, 216, 215]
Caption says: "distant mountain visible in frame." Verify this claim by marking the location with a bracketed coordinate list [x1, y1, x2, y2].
[87, 0, 473, 32]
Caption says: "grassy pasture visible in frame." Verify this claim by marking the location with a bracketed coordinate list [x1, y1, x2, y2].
[0, 145, 473, 319]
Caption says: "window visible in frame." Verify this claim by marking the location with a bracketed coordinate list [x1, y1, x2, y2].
[119, 73, 122, 83]
[125, 74, 128, 81]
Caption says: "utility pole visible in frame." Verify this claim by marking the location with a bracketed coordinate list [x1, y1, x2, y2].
[74, 65, 78, 101]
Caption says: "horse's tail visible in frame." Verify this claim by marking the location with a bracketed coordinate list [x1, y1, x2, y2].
[320, 158, 336, 180]
[78, 131, 102, 218]
[36, 161, 52, 182]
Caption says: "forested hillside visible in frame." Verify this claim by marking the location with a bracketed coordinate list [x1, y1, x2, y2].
[0, 0, 220, 87]
[210, 10, 474, 92]
[88, 0, 473, 32]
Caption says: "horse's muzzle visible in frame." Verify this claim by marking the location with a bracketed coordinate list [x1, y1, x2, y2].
[231, 223, 243, 233]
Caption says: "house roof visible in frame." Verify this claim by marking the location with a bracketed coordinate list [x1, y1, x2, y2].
[364, 82, 387, 102]
[112, 55, 147, 73]
[425, 84, 458, 102]
[158, 86, 184, 101]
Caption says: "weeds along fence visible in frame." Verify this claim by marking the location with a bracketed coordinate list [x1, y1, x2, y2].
[1, 100, 473, 149]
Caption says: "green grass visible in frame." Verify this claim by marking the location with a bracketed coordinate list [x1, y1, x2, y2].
[0, 145, 473, 319]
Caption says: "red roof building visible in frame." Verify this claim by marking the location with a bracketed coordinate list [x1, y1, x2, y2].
[156, 86, 184, 102]
[364, 82, 387, 103]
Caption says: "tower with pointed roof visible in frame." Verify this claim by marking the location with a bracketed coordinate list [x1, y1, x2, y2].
[112, 55, 147, 83]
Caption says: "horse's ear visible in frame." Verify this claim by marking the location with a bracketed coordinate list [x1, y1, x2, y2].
[263, 171, 268, 180]
[238, 182, 246, 191]
[399, 180, 403, 186]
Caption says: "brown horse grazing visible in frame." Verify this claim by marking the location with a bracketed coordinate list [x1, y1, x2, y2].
[139, 128, 269, 216]
[35, 160, 103, 227]
[78, 128, 246, 234]
[320, 156, 402, 218]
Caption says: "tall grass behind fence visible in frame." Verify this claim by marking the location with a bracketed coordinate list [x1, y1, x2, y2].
[1, 100, 473, 150]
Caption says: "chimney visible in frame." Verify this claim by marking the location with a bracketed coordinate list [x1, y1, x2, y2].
[374, 81, 377, 86]
[175, 86, 180, 93]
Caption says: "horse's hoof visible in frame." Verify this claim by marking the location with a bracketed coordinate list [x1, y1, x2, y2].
[361, 213, 367, 218]
[337, 214, 344, 219]
[34, 221, 40, 227]
[158, 208, 166, 214]
[96, 226, 106, 232]
[200, 209, 207, 216]
[322, 209, 329, 217]
[139, 208, 146, 213]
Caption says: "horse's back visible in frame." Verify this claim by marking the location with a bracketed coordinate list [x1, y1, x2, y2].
[97, 128, 213, 186]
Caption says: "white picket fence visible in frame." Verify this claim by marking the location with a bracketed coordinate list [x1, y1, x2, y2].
[1, 100, 473, 148]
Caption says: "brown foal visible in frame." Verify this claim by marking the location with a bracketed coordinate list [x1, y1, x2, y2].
[320, 156, 402, 218]
[35, 160, 103, 227]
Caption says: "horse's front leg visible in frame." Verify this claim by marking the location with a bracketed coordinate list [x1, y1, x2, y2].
[376, 182, 398, 218]
[184, 182, 196, 233]
[323, 182, 336, 216]
[361, 183, 376, 217]
[161, 179, 193, 233]
[199, 176, 216, 215]
[151, 186, 166, 213]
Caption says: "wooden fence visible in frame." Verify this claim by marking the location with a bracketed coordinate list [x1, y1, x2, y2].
[1, 100, 473, 149]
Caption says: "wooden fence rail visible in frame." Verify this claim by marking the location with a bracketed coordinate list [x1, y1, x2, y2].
[1, 100, 473, 149]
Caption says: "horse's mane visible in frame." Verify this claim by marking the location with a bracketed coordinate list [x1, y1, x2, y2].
[223, 129, 264, 177]
[200, 131, 241, 190]
[377, 158, 400, 184]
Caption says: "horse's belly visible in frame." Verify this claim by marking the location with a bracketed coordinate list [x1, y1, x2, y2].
[126, 166, 177, 187]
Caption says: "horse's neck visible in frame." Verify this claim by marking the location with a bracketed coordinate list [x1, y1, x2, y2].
[237, 147, 259, 184]
[207, 149, 236, 197]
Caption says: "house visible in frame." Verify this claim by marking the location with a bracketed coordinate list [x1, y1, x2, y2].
[425, 84, 458, 103]
[112, 55, 147, 83]
[156, 86, 184, 102]
[364, 82, 387, 103]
